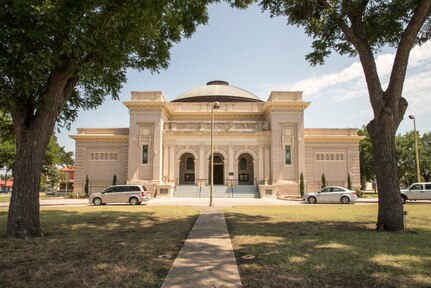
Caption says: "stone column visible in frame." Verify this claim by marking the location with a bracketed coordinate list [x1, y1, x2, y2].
[163, 145, 169, 181]
[199, 146, 205, 186]
[169, 146, 175, 182]
[258, 145, 264, 182]
[152, 120, 162, 182]
[264, 145, 271, 181]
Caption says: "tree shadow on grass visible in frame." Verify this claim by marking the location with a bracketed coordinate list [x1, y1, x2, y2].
[225, 212, 431, 288]
[0, 207, 199, 288]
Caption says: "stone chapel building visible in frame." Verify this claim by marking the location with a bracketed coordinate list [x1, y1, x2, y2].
[71, 80, 362, 198]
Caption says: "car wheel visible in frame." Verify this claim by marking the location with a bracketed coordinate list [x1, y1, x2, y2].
[340, 196, 350, 204]
[93, 197, 102, 206]
[129, 197, 139, 205]
[401, 195, 407, 204]
[308, 196, 317, 204]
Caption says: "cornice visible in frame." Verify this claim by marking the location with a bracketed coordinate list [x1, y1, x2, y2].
[70, 135, 129, 142]
[163, 131, 271, 137]
[262, 102, 311, 115]
[304, 135, 364, 143]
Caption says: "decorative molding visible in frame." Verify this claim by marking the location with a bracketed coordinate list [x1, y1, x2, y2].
[305, 135, 364, 143]
[70, 135, 129, 142]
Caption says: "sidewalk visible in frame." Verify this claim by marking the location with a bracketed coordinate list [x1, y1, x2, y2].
[161, 207, 242, 288]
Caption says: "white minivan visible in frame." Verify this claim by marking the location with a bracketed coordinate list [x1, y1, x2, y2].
[400, 182, 431, 204]
[89, 185, 149, 206]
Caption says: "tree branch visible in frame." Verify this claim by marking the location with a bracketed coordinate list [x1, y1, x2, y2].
[319, 0, 384, 113]
[387, 0, 431, 116]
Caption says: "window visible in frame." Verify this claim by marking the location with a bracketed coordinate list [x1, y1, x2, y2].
[285, 145, 292, 165]
[239, 157, 247, 170]
[315, 153, 345, 162]
[410, 184, 422, 190]
[425, 184, 431, 190]
[142, 145, 148, 164]
[90, 152, 118, 161]
[186, 157, 194, 170]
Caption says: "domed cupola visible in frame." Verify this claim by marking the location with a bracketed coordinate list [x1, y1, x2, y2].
[171, 80, 263, 102]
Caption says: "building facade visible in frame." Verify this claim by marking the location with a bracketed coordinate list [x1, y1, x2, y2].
[71, 81, 362, 197]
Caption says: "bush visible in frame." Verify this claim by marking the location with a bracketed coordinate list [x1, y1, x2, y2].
[321, 173, 327, 189]
[356, 189, 363, 198]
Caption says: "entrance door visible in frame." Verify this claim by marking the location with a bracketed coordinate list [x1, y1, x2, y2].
[209, 154, 224, 185]
[214, 165, 224, 185]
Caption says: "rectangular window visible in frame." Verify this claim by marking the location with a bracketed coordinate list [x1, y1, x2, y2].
[285, 145, 292, 165]
[142, 145, 149, 164]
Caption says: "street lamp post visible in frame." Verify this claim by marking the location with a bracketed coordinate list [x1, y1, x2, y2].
[409, 115, 421, 183]
[210, 101, 220, 207]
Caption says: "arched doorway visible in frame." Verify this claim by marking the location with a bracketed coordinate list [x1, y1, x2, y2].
[179, 153, 195, 185]
[238, 153, 254, 185]
[209, 153, 224, 185]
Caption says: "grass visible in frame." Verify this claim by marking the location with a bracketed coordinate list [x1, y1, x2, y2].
[0, 193, 66, 203]
[0, 206, 199, 288]
[225, 205, 431, 288]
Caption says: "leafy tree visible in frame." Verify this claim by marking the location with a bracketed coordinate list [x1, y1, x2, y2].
[299, 172, 305, 197]
[1, 0, 253, 238]
[0, 111, 15, 174]
[260, 0, 431, 231]
[358, 126, 375, 188]
[396, 131, 431, 185]
[420, 132, 431, 182]
[321, 173, 327, 189]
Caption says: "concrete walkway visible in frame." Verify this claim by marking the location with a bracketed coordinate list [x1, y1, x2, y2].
[161, 207, 242, 288]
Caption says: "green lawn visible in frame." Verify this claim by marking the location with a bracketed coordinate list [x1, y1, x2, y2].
[0, 194, 66, 203]
[225, 205, 431, 288]
[0, 206, 199, 288]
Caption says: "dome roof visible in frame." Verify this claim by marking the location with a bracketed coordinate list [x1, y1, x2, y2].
[171, 81, 263, 102]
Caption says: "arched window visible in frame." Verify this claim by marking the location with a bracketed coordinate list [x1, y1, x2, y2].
[214, 156, 222, 163]
[186, 157, 194, 170]
[239, 157, 247, 170]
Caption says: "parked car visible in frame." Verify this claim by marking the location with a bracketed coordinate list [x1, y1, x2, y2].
[302, 186, 358, 204]
[400, 182, 431, 204]
[89, 185, 149, 206]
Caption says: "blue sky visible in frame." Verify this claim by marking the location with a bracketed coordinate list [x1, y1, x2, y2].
[58, 3, 431, 153]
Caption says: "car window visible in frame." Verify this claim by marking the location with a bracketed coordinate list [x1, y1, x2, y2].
[113, 186, 124, 192]
[321, 188, 330, 193]
[141, 185, 147, 191]
[130, 186, 141, 192]
[333, 188, 342, 192]
[104, 187, 115, 193]
[410, 184, 423, 190]
[425, 184, 431, 190]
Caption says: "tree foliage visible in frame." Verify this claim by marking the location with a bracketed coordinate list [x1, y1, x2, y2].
[396, 130, 431, 184]
[1, 0, 257, 237]
[260, 0, 431, 231]
[358, 125, 375, 186]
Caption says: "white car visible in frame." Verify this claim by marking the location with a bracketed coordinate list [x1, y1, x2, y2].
[400, 182, 431, 204]
[303, 186, 358, 204]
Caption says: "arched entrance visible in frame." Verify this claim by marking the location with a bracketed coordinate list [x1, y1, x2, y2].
[179, 153, 195, 185]
[209, 153, 224, 185]
[238, 153, 254, 185]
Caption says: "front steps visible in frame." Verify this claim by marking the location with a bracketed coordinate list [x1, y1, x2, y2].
[174, 185, 259, 198]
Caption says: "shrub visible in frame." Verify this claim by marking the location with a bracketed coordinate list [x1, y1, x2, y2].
[112, 174, 117, 186]
[348, 173, 352, 190]
[84, 175, 89, 197]
[321, 173, 327, 189]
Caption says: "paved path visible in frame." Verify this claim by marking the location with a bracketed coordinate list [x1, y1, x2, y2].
[161, 207, 242, 288]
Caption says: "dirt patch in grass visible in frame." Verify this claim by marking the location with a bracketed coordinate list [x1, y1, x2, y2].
[225, 205, 431, 288]
[0, 206, 199, 288]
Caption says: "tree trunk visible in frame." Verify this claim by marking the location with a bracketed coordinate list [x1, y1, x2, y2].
[7, 71, 77, 238]
[6, 124, 52, 237]
[367, 116, 404, 232]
